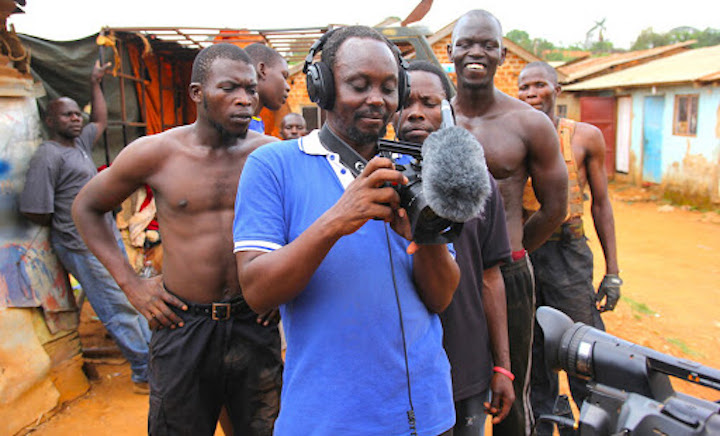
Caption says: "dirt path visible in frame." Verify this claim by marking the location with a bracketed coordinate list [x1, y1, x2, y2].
[22, 182, 720, 435]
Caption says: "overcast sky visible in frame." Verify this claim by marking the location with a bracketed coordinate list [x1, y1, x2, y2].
[9, 0, 720, 50]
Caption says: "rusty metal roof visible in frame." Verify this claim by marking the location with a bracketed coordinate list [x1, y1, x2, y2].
[563, 44, 720, 91]
[557, 40, 696, 84]
[107, 26, 331, 65]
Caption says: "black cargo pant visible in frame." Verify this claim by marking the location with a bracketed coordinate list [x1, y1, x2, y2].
[494, 254, 535, 436]
[148, 295, 282, 436]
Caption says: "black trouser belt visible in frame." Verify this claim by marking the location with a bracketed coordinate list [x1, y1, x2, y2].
[184, 297, 251, 320]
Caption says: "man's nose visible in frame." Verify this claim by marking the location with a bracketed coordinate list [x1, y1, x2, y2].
[235, 90, 253, 106]
[406, 102, 425, 120]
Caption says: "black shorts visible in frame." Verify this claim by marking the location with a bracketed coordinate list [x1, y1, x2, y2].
[148, 296, 282, 436]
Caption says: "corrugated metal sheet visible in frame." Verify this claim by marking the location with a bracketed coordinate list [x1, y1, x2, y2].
[558, 41, 695, 83]
[563, 44, 720, 91]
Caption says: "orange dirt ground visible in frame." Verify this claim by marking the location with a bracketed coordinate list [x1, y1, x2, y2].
[21, 182, 720, 435]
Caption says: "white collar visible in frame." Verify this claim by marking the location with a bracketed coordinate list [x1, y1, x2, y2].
[298, 130, 328, 156]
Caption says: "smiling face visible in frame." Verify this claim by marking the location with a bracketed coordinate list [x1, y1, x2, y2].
[394, 70, 446, 144]
[449, 12, 506, 90]
[327, 37, 399, 148]
[192, 58, 259, 138]
[518, 65, 560, 117]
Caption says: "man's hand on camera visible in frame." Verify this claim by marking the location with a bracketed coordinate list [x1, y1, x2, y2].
[327, 156, 407, 237]
[596, 274, 622, 312]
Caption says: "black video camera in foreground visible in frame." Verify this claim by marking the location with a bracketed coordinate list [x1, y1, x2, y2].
[537, 306, 720, 435]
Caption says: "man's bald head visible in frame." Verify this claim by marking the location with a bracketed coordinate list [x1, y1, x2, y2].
[452, 9, 503, 46]
[521, 61, 558, 86]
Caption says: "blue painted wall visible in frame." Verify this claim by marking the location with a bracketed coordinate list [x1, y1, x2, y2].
[628, 84, 720, 193]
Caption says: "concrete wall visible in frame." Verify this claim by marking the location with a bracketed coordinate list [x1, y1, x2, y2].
[628, 84, 720, 207]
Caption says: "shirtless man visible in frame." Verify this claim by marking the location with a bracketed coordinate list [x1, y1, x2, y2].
[72, 43, 281, 435]
[245, 43, 290, 134]
[394, 60, 514, 435]
[448, 9, 569, 436]
[518, 61, 621, 436]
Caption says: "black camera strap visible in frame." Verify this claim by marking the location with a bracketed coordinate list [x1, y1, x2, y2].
[318, 124, 368, 177]
[319, 124, 418, 435]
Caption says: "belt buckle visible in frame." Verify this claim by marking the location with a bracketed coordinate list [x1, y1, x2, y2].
[211, 302, 231, 321]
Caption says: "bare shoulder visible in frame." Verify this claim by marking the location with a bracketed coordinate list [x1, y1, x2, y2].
[120, 125, 193, 161]
[241, 131, 280, 155]
[498, 92, 552, 130]
[110, 125, 195, 182]
[574, 121, 606, 154]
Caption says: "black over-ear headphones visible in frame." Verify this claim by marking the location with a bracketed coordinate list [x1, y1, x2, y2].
[303, 29, 411, 111]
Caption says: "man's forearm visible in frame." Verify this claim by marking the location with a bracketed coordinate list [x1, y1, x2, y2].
[591, 199, 619, 275]
[73, 201, 137, 290]
[523, 200, 565, 252]
[412, 244, 460, 313]
[89, 79, 108, 129]
[482, 265, 511, 369]
[237, 213, 343, 314]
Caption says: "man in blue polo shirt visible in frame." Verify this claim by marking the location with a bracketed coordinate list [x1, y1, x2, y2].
[233, 26, 459, 435]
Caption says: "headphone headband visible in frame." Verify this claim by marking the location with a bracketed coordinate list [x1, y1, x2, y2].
[304, 29, 410, 111]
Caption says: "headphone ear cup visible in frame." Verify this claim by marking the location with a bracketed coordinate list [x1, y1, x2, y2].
[398, 68, 411, 110]
[306, 62, 335, 111]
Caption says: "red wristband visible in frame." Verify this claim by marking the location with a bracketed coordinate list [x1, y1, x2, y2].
[493, 366, 515, 381]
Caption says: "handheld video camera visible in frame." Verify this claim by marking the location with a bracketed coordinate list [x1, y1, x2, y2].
[376, 137, 463, 245]
[537, 306, 720, 435]
[376, 100, 472, 245]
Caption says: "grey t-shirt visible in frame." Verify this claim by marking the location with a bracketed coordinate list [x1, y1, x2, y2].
[20, 123, 117, 251]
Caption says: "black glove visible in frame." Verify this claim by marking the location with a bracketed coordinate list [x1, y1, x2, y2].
[596, 274, 622, 312]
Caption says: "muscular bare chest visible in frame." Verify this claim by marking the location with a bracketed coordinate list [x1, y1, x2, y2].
[457, 116, 528, 180]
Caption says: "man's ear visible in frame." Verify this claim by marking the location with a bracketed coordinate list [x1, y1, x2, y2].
[446, 43, 453, 60]
[499, 46, 507, 66]
[189, 82, 202, 104]
[256, 62, 267, 80]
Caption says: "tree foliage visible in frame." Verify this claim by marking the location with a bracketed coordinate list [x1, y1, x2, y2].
[631, 27, 720, 50]
[505, 24, 720, 63]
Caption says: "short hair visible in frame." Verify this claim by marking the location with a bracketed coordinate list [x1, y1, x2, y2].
[245, 42, 285, 67]
[522, 61, 559, 86]
[407, 60, 452, 99]
[453, 10, 503, 44]
[191, 43, 252, 84]
[321, 26, 398, 71]
[281, 112, 306, 126]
